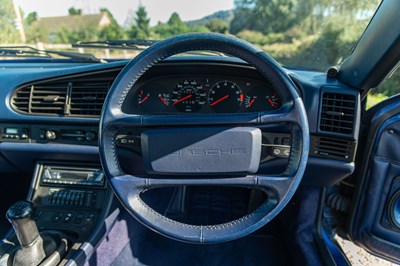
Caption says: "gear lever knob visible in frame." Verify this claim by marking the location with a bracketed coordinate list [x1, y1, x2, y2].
[6, 201, 40, 247]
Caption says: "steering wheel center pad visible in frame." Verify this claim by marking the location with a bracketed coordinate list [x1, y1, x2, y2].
[99, 33, 309, 243]
[141, 127, 262, 174]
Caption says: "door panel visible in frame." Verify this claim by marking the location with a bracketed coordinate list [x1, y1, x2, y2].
[348, 99, 400, 263]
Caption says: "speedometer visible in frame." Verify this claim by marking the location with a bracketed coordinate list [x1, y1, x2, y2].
[208, 80, 243, 113]
[172, 80, 206, 113]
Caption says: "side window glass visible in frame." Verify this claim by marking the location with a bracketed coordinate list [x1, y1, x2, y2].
[367, 66, 400, 109]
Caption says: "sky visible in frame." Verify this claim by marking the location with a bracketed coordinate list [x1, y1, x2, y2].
[18, 0, 235, 26]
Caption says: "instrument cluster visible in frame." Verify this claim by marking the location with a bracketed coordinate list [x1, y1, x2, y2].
[129, 76, 282, 114]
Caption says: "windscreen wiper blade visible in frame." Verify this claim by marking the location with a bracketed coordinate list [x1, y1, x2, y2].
[73, 40, 227, 57]
[0, 46, 106, 63]
[72, 39, 159, 50]
[0, 47, 52, 58]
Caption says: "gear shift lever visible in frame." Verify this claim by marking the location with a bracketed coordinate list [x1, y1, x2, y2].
[4, 201, 68, 266]
[6, 201, 46, 266]
[6, 201, 40, 247]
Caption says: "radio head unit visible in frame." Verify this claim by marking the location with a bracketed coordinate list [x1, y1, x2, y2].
[40, 165, 105, 187]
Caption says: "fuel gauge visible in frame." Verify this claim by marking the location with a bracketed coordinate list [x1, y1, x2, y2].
[135, 87, 170, 113]
[245, 87, 281, 112]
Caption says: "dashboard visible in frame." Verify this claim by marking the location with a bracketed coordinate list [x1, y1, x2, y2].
[124, 76, 282, 114]
[0, 57, 360, 186]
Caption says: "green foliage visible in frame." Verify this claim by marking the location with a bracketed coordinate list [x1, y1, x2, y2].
[25, 12, 38, 26]
[25, 24, 49, 43]
[230, 0, 310, 35]
[237, 28, 303, 46]
[366, 93, 387, 110]
[55, 25, 99, 43]
[68, 7, 82, 16]
[128, 6, 150, 39]
[99, 23, 125, 41]
[371, 69, 400, 97]
[205, 19, 228, 33]
[153, 12, 190, 39]
[99, 8, 125, 40]
[0, 0, 21, 43]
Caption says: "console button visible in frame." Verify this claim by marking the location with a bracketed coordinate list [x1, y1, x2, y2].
[85, 131, 96, 141]
[84, 214, 94, 225]
[45, 130, 57, 140]
[85, 192, 94, 207]
[73, 213, 85, 224]
[282, 138, 290, 146]
[66, 191, 72, 205]
[60, 191, 67, 205]
[63, 213, 73, 223]
[52, 212, 63, 223]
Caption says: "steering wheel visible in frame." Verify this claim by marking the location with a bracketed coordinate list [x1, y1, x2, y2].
[99, 33, 309, 244]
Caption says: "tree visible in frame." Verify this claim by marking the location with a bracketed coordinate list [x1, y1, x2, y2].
[25, 11, 38, 25]
[99, 8, 125, 40]
[68, 7, 82, 16]
[0, 0, 21, 43]
[56, 24, 99, 43]
[167, 12, 189, 34]
[153, 12, 190, 39]
[230, 0, 309, 35]
[205, 19, 228, 33]
[128, 6, 150, 39]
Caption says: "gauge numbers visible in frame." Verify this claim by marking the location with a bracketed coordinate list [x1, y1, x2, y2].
[133, 78, 282, 114]
[208, 80, 243, 113]
[135, 87, 170, 112]
[244, 87, 281, 112]
[172, 80, 206, 113]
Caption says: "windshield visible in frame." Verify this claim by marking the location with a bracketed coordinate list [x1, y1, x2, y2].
[1, 0, 381, 71]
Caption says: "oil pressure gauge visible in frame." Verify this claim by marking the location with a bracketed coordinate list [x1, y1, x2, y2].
[135, 87, 170, 113]
[244, 87, 281, 112]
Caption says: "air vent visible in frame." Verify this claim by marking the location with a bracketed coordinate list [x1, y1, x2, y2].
[11, 85, 31, 113]
[310, 136, 356, 162]
[11, 70, 119, 117]
[69, 77, 112, 116]
[320, 92, 356, 134]
[31, 83, 68, 115]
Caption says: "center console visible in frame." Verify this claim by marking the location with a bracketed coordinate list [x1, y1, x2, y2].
[0, 162, 113, 265]
[29, 163, 108, 237]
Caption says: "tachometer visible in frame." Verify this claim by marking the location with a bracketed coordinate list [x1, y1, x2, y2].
[172, 80, 206, 113]
[208, 80, 243, 113]
[244, 87, 281, 112]
[135, 87, 170, 112]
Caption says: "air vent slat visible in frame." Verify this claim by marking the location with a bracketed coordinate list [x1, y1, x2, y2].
[31, 107, 64, 110]
[11, 70, 118, 117]
[69, 76, 113, 116]
[319, 92, 356, 134]
[27, 83, 68, 115]
[311, 136, 356, 162]
[321, 104, 355, 110]
[70, 103, 104, 106]
[316, 145, 350, 154]
[11, 86, 32, 113]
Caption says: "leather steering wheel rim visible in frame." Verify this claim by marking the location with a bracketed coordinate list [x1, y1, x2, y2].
[99, 33, 309, 244]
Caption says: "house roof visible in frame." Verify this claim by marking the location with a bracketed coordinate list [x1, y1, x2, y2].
[33, 13, 111, 33]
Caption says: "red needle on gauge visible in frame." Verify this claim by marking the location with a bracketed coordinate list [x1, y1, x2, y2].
[248, 98, 255, 107]
[159, 96, 168, 106]
[210, 95, 229, 106]
[173, 94, 192, 105]
[140, 95, 149, 103]
[267, 98, 276, 108]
